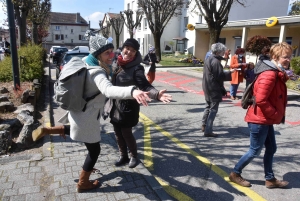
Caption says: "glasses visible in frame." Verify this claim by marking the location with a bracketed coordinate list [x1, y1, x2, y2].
[281, 56, 292, 60]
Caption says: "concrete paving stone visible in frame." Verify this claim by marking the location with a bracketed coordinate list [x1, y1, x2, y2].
[76, 189, 99, 200]
[136, 193, 160, 201]
[100, 185, 118, 193]
[36, 159, 55, 167]
[29, 161, 37, 167]
[114, 191, 130, 200]
[58, 158, 70, 164]
[53, 153, 64, 158]
[35, 172, 45, 180]
[16, 161, 30, 168]
[7, 195, 26, 201]
[29, 166, 42, 173]
[53, 173, 73, 182]
[134, 179, 147, 187]
[58, 162, 65, 169]
[68, 155, 85, 161]
[49, 182, 60, 191]
[2, 188, 18, 197]
[60, 193, 76, 201]
[60, 179, 77, 186]
[1, 196, 9, 201]
[44, 167, 66, 176]
[0, 163, 17, 171]
[13, 180, 34, 188]
[64, 161, 77, 168]
[0, 175, 7, 182]
[71, 165, 81, 172]
[67, 185, 77, 193]
[22, 167, 29, 174]
[8, 173, 28, 181]
[5, 168, 23, 176]
[54, 186, 69, 196]
[86, 194, 109, 201]
[65, 166, 72, 173]
[18, 186, 40, 194]
[106, 194, 117, 201]
[25, 193, 47, 201]
[126, 186, 151, 196]
[125, 174, 134, 182]
[116, 181, 137, 191]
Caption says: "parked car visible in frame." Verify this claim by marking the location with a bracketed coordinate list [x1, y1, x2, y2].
[68, 46, 89, 54]
[56, 52, 89, 77]
[49, 46, 60, 58]
[52, 47, 68, 64]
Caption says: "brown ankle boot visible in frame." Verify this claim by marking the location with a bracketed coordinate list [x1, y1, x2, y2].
[265, 178, 289, 189]
[229, 172, 251, 187]
[77, 169, 100, 193]
[32, 125, 65, 141]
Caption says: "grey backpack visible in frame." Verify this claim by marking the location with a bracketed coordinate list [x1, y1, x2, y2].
[54, 57, 100, 112]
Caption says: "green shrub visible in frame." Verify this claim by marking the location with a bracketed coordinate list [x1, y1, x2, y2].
[290, 56, 300, 75]
[0, 44, 45, 82]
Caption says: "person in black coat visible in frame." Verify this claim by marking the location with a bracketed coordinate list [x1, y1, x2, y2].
[142, 46, 160, 84]
[201, 43, 235, 137]
[109, 38, 172, 168]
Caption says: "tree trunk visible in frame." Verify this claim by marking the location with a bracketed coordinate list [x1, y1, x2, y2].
[153, 32, 162, 61]
[15, 13, 27, 46]
[32, 23, 38, 44]
[208, 25, 221, 47]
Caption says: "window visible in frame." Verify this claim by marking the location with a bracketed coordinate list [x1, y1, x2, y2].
[184, 17, 189, 30]
[55, 34, 64, 40]
[71, 39, 73, 43]
[71, 29, 73, 34]
[268, 37, 292, 45]
[65, 35, 68, 38]
[144, 18, 147, 30]
[55, 26, 60, 30]
[198, 16, 202, 24]
[79, 35, 84, 40]
[65, 26, 67, 30]
[137, 38, 140, 44]
[127, 3, 130, 10]
[138, 23, 141, 30]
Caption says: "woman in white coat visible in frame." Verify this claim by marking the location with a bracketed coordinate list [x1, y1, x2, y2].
[32, 33, 151, 192]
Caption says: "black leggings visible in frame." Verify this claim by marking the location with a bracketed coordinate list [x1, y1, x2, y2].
[82, 142, 101, 172]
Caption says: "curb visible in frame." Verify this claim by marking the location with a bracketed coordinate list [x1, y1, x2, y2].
[42, 59, 52, 158]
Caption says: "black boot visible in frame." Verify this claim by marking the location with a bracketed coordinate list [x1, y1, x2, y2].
[115, 156, 130, 166]
[128, 157, 139, 168]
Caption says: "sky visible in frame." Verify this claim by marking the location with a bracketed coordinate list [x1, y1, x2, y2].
[0, 0, 125, 29]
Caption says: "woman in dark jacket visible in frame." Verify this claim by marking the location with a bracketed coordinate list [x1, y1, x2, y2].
[142, 46, 160, 84]
[109, 38, 172, 168]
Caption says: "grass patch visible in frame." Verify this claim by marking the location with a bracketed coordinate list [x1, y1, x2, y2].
[286, 79, 300, 90]
[160, 53, 202, 67]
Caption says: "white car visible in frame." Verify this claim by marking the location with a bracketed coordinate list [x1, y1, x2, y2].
[68, 46, 89, 54]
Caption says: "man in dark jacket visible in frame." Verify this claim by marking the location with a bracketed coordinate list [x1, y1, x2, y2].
[201, 43, 235, 137]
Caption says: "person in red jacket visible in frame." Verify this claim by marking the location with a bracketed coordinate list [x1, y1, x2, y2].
[229, 42, 292, 189]
[230, 48, 247, 100]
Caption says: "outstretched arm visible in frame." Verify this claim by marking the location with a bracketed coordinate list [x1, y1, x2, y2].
[157, 89, 172, 103]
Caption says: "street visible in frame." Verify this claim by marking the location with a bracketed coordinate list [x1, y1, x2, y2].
[50, 64, 300, 201]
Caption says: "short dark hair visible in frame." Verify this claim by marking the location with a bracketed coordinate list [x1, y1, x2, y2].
[235, 48, 245, 54]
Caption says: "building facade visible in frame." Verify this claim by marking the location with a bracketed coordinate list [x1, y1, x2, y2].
[43, 12, 90, 51]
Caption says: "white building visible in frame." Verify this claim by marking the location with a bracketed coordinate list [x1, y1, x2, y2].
[43, 12, 90, 51]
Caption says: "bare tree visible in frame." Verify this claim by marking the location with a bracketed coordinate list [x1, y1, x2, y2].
[288, 1, 300, 15]
[109, 15, 124, 48]
[120, 9, 143, 39]
[28, 0, 51, 44]
[137, 0, 188, 60]
[193, 0, 245, 46]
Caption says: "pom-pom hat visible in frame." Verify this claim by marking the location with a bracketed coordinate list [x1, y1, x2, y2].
[85, 30, 114, 58]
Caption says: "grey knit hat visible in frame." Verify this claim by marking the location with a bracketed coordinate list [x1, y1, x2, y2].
[85, 30, 114, 57]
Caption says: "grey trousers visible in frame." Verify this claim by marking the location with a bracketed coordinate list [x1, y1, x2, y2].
[201, 101, 220, 134]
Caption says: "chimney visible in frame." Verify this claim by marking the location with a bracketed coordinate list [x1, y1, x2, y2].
[76, 12, 80, 23]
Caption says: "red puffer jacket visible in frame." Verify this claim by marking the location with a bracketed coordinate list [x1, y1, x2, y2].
[244, 70, 287, 125]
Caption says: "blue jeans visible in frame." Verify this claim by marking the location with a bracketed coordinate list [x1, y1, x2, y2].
[233, 123, 277, 180]
[230, 84, 239, 97]
[201, 101, 219, 134]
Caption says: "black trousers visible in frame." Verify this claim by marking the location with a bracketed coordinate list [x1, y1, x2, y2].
[82, 142, 101, 172]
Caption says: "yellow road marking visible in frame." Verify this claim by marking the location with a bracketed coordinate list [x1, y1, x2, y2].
[142, 116, 154, 170]
[155, 176, 194, 201]
[139, 113, 266, 201]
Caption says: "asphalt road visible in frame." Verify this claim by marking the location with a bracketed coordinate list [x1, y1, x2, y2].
[50, 64, 300, 201]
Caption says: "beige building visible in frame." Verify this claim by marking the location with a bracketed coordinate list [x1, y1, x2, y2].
[43, 12, 90, 51]
[194, 15, 300, 64]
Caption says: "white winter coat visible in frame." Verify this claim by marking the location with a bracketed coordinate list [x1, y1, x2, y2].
[59, 66, 134, 143]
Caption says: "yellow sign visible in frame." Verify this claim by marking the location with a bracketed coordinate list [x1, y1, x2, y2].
[266, 17, 278, 27]
[187, 24, 195, 31]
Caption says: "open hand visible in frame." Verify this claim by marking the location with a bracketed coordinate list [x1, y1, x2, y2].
[158, 89, 172, 103]
[132, 90, 151, 106]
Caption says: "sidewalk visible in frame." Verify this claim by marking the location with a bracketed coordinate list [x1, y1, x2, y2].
[0, 65, 173, 201]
